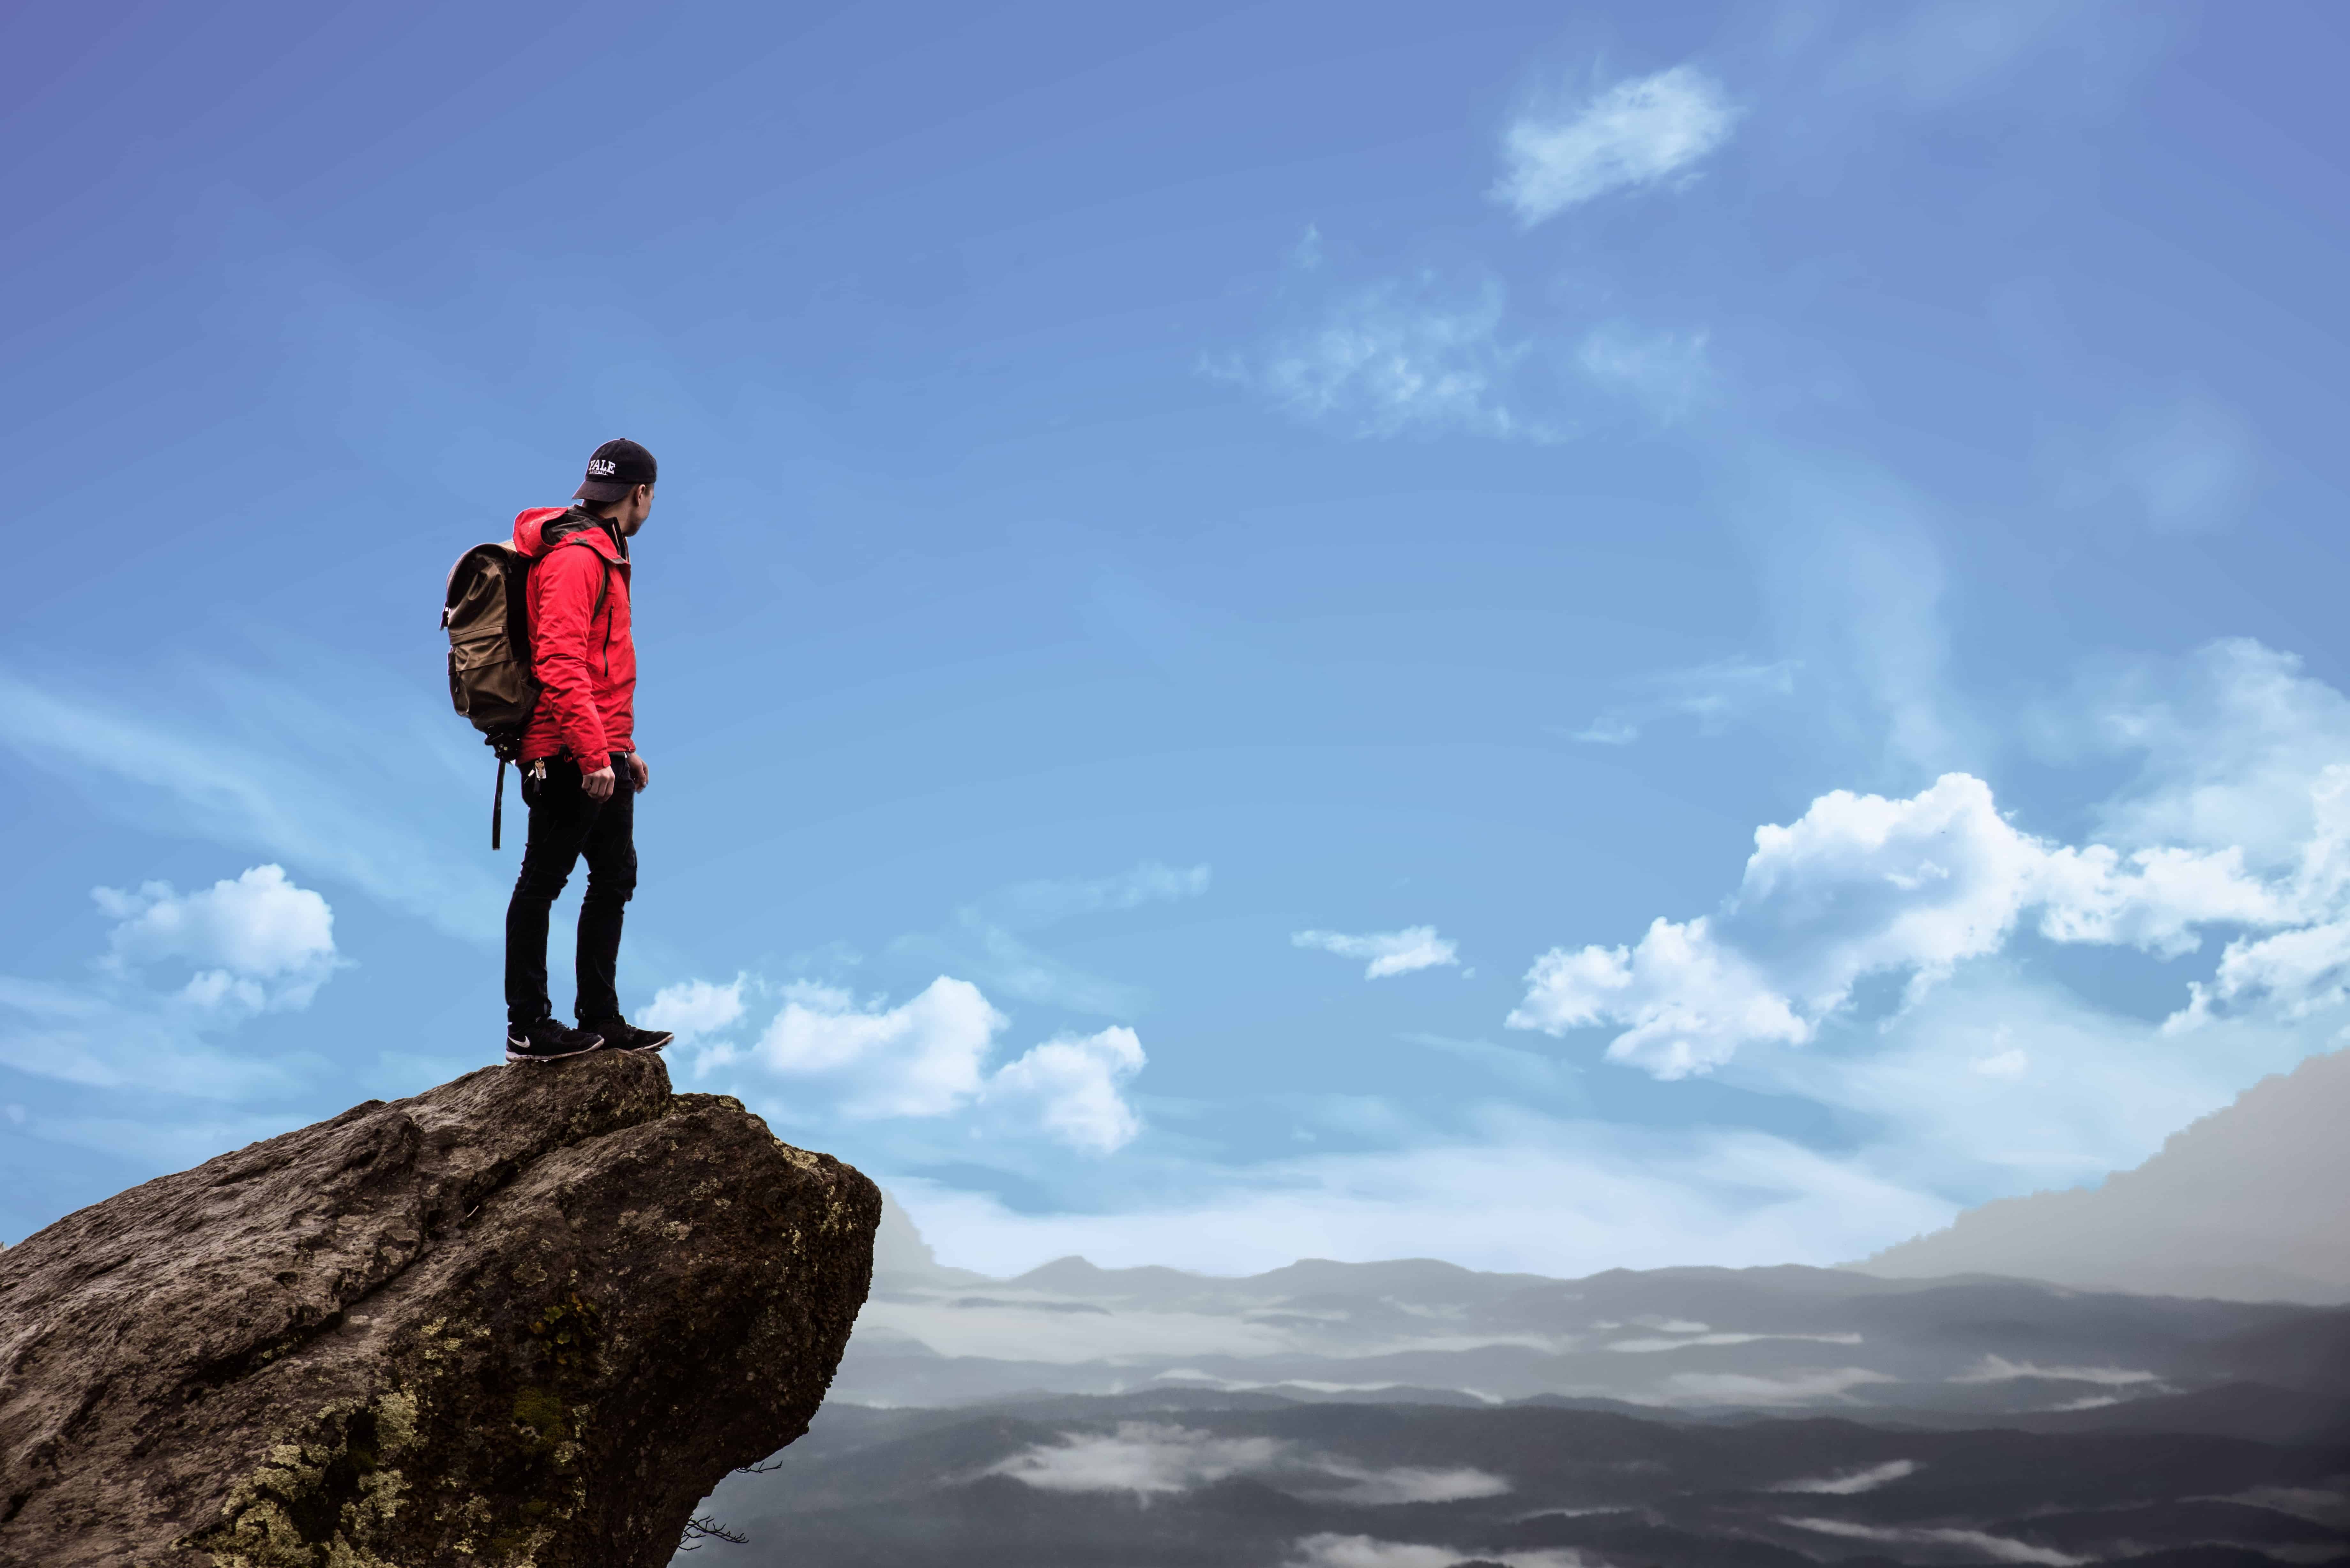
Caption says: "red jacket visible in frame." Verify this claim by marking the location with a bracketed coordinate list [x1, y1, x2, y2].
[512, 507, 635, 769]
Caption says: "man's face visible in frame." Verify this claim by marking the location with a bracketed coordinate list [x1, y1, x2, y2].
[619, 483, 655, 536]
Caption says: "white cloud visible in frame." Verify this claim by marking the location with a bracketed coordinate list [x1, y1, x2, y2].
[1293, 927, 1461, 979]
[990, 1424, 1286, 1495]
[1510, 771, 2295, 1077]
[676, 974, 1150, 1152]
[2068, 639, 2350, 868]
[1971, 1047, 2029, 1079]
[988, 1424, 1508, 1509]
[1771, 1459, 1919, 1495]
[1287, 1538, 1591, 1568]
[641, 975, 748, 1042]
[1243, 276, 1550, 442]
[1510, 915, 1804, 1080]
[1635, 1368, 1894, 1407]
[746, 977, 1005, 1119]
[1605, 1330, 1860, 1353]
[1304, 1465, 1510, 1506]
[1950, 1356, 2160, 1387]
[94, 865, 339, 1012]
[982, 1026, 1148, 1153]
[1494, 64, 1739, 225]
[1782, 1518, 2081, 1568]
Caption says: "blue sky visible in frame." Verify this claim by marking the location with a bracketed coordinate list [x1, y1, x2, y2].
[7, 0, 2350, 1275]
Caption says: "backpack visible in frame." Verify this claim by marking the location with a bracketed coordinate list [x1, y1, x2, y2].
[443, 543, 539, 848]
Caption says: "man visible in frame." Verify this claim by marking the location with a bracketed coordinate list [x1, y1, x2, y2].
[502, 438, 676, 1063]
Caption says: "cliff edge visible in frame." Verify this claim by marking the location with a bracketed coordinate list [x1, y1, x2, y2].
[0, 1051, 880, 1567]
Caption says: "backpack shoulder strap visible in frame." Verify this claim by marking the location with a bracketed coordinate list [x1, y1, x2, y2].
[537, 531, 617, 616]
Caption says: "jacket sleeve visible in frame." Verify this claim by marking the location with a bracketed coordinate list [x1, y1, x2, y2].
[531, 544, 611, 767]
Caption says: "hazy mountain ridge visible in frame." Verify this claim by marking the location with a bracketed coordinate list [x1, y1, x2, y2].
[1856, 1049, 2350, 1305]
[843, 1242, 2335, 1417]
[754, 1065, 2350, 1565]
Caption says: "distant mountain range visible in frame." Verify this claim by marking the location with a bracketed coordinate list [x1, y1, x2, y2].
[683, 1064, 2350, 1567]
[1857, 1048, 2350, 1305]
[686, 1378, 2349, 1567]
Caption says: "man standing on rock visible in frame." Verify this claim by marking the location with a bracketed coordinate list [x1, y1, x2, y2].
[502, 438, 676, 1064]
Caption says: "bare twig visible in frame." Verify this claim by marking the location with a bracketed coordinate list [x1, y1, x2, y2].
[678, 1515, 749, 1551]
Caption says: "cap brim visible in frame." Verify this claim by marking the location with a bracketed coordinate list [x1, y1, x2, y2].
[573, 479, 630, 501]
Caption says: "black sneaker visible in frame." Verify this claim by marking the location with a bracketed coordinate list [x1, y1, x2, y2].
[505, 1017, 604, 1064]
[580, 1014, 673, 1053]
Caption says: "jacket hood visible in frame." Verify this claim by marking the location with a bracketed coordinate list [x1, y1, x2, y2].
[512, 507, 625, 563]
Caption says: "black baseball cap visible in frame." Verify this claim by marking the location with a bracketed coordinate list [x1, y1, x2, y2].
[573, 438, 658, 502]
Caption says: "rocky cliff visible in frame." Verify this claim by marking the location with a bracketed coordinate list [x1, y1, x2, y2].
[0, 1052, 880, 1568]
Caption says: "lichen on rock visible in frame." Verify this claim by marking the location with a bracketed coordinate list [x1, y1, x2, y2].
[0, 1052, 879, 1568]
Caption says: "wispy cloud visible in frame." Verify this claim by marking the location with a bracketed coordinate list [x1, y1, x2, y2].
[1226, 276, 1554, 442]
[1770, 1459, 1919, 1495]
[1494, 64, 1739, 226]
[1782, 1517, 2081, 1567]
[2050, 389, 2257, 534]
[897, 861, 1212, 1017]
[892, 1111, 1954, 1277]
[0, 666, 505, 941]
[987, 1423, 1509, 1506]
[1577, 321, 1714, 422]
[1570, 655, 1797, 745]
[1293, 927, 1461, 979]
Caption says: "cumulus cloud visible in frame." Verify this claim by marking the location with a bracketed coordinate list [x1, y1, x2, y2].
[1237, 276, 1550, 442]
[982, 1026, 1148, 1153]
[1509, 771, 2297, 1077]
[641, 975, 748, 1044]
[1494, 64, 1739, 225]
[1293, 927, 1461, 979]
[94, 864, 339, 1012]
[675, 975, 1149, 1153]
[744, 977, 1005, 1119]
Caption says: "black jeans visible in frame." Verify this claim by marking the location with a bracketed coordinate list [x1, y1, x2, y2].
[504, 752, 637, 1028]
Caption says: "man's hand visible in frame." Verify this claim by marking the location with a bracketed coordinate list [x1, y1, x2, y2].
[627, 754, 650, 792]
[583, 765, 617, 803]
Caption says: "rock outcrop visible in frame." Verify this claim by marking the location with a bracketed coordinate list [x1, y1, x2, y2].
[0, 1051, 879, 1567]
